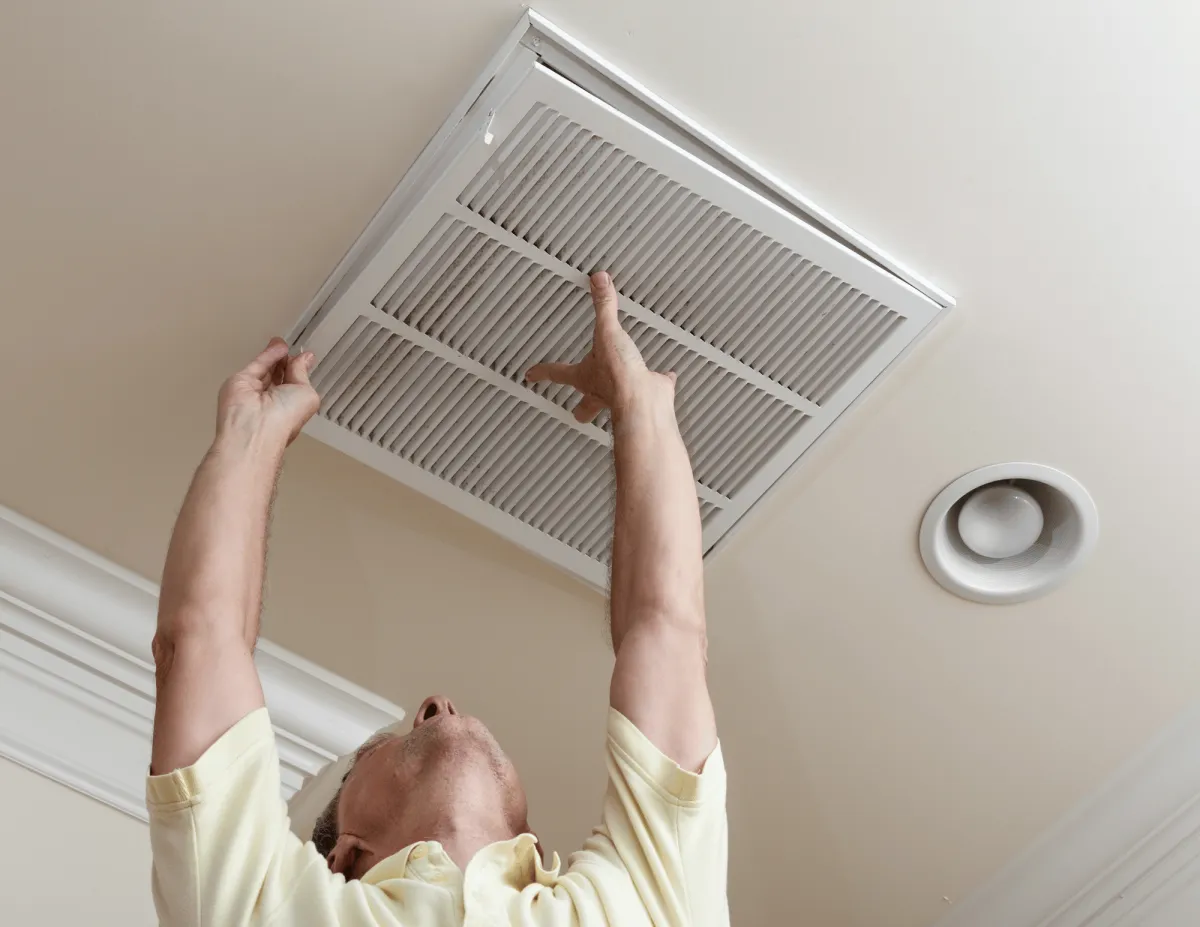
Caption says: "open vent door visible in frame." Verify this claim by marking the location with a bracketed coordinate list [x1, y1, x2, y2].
[297, 51, 945, 589]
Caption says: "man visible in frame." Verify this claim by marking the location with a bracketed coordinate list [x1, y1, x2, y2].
[147, 272, 728, 926]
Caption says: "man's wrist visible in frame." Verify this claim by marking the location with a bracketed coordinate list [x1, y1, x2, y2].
[210, 421, 287, 474]
[611, 377, 678, 431]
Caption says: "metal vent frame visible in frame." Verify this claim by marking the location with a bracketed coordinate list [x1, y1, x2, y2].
[291, 11, 953, 589]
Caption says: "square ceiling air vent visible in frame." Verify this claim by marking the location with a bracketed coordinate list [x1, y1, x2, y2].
[292, 12, 951, 589]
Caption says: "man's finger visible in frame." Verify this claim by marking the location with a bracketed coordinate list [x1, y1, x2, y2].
[284, 351, 316, 387]
[589, 271, 620, 329]
[242, 338, 291, 380]
[573, 395, 605, 423]
[525, 362, 581, 387]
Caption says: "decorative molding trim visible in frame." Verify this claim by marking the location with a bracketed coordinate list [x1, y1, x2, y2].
[0, 505, 404, 822]
[934, 701, 1200, 927]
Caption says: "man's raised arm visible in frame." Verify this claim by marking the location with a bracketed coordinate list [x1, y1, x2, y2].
[150, 338, 318, 775]
[527, 272, 717, 772]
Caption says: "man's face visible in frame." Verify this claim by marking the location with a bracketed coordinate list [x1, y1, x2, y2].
[329, 696, 527, 879]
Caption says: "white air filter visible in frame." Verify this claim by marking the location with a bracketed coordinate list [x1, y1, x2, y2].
[292, 13, 951, 588]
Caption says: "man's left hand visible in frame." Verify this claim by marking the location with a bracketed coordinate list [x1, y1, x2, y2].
[216, 337, 320, 449]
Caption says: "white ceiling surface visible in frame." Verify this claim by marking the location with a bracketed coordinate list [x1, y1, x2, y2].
[2, 2, 1200, 925]
[1141, 880, 1200, 927]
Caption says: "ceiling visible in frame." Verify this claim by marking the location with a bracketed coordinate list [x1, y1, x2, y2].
[3, 2, 1200, 924]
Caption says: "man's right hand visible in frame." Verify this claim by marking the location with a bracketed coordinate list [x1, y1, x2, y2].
[525, 272, 676, 425]
[216, 337, 320, 450]
[526, 270, 714, 774]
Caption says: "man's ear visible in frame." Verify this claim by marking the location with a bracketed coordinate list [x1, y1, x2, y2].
[327, 833, 369, 879]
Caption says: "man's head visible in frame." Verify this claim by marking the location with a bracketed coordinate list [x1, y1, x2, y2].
[312, 695, 528, 880]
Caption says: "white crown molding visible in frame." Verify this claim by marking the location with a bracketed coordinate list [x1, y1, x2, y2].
[0, 504, 404, 823]
[934, 700, 1200, 927]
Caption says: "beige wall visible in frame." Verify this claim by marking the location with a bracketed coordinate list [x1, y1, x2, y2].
[0, 758, 155, 923]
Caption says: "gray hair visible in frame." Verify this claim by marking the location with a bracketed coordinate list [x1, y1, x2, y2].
[312, 765, 355, 861]
[311, 789, 341, 860]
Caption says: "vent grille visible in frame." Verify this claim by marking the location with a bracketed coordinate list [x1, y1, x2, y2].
[460, 104, 904, 405]
[295, 58, 945, 587]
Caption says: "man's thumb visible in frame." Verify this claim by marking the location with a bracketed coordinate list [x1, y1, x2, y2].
[286, 351, 316, 386]
[589, 271, 619, 323]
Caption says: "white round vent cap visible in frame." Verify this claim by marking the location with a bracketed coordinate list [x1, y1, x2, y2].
[957, 485, 1044, 559]
[919, 463, 1098, 604]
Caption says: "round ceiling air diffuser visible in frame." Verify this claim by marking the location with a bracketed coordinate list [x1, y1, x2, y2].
[919, 463, 1099, 604]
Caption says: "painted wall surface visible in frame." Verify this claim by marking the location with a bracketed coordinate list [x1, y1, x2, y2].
[0, 758, 156, 924]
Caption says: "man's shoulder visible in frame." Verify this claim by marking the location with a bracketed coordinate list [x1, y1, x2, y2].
[147, 706, 276, 810]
